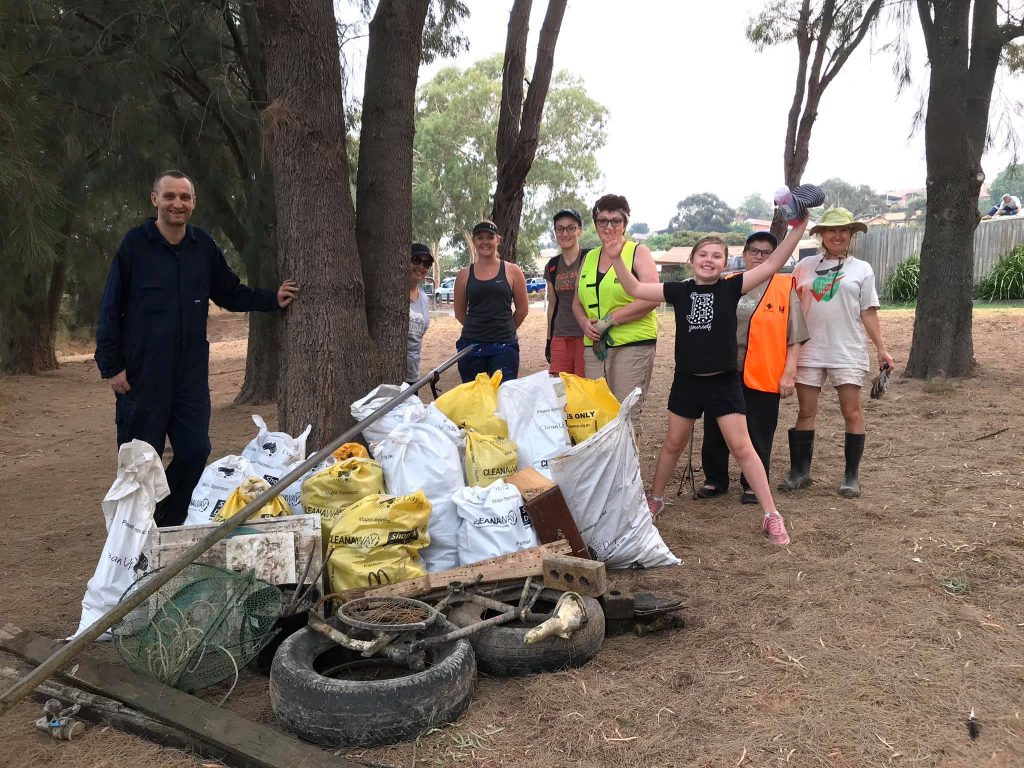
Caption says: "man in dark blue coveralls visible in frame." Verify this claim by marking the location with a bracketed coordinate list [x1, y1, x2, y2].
[95, 170, 298, 527]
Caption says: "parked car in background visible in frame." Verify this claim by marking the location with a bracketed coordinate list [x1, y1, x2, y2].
[436, 276, 456, 302]
[526, 277, 547, 294]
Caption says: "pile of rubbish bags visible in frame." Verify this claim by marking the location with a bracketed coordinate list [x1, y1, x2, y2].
[181, 371, 679, 592]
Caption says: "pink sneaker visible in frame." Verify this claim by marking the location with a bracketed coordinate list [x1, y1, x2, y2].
[762, 512, 791, 546]
[646, 493, 665, 519]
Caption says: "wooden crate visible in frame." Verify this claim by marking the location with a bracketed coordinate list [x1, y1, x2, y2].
[142, 515, 322, 585]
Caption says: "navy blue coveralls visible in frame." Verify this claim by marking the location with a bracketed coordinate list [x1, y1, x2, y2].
[95, 218, 278, 527]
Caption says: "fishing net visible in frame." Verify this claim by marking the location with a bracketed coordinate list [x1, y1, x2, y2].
[111, 563, 283, 693]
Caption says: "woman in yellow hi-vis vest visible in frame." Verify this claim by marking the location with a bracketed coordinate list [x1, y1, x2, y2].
[571, 194, 660, 416]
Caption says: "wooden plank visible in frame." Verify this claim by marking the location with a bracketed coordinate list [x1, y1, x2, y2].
[0, 623, 370, 768]
[343, 541, 573, 600]
[145, 516, 321, 585]
[0, 665, 239, 766]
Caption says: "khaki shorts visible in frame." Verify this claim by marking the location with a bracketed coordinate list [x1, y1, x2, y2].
[795, 366, 867, 388]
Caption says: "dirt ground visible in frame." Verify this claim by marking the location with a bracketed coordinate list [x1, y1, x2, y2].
[1, 304, 1022, 768]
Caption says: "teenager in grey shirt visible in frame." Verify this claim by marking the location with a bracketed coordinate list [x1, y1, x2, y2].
[407, 243, 433, 383]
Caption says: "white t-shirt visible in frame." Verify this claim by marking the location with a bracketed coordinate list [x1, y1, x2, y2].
[793, 253, 879, 370]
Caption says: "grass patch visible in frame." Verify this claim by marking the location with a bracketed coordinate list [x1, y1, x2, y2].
[941, 576, 970, 595]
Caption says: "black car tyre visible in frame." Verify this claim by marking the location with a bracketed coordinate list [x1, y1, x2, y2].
[269, 617, 476, 747]
[447, 586, 604, 677]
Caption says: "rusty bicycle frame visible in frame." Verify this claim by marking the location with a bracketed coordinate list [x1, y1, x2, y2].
[308, 576, 587, 671]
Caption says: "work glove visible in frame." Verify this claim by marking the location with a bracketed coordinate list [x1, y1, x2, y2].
[593, 329, 611, 361]
[593, 313, 617, 336]
[544, 338, 551, 363]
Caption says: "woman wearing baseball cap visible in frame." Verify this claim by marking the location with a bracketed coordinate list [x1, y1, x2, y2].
[453, 220, 529, 382]
[779, 207, 895, 498]
[407, 243, 434, 384]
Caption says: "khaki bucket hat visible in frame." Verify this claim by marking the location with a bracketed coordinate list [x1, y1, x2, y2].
[809, 207, 868, 235]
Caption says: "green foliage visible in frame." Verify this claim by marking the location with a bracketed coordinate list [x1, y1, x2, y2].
[988, 163, 1024, 208]
[737, 192, 772, 220]
[645, 230, 747, 252]
[413, 56, 608, 265]
[748, 0, 881, 52]
[819, 177, 885, 218]
[668, 193, 736, 233]
[628, 221, 650, 235]
[883, 254, 920, 302]
[976, 244, 1024, 301]
[659, 266, 692, 283]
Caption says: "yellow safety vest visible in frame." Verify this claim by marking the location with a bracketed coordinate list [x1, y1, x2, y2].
[576, 242, 658, 347]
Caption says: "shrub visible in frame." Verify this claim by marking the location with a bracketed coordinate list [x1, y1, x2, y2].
[976, 244, 1024, 301]
[883, 254, 920, 302]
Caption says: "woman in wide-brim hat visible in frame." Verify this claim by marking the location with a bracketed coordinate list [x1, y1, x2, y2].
[778, 207, 894, 499]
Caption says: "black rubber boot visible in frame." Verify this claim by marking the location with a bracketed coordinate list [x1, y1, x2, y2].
[838, 432, 865, 498]
[778, 429, 814, 492]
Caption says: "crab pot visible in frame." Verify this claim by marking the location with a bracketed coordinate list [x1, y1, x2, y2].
[248, 582, 322, 675]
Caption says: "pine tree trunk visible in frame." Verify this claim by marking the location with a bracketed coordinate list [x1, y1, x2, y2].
[256, 0, 374, 447]
[235, 217, 281, 405]
[2, 261, 64, 375]
[355, 0, 430, 384]
[906, 0, 1002, 378]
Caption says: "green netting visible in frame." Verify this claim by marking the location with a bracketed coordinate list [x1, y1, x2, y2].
[112, 563, 282, 693]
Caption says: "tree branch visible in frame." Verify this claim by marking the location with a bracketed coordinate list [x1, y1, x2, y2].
[820, 0, 883, 90]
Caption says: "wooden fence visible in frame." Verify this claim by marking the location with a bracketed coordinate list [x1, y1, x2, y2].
[850, 217, 1024, 289]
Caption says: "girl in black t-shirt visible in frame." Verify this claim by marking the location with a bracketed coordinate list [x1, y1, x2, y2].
[609, 218, 808, 546]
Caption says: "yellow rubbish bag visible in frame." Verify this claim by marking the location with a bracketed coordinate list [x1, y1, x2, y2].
[464, 430, 519, 487]
[560, 373, 621, 444]
[434, 371, 508, 437]
[301, 457, 385, 549]
[212, 476, 291, 522]
[327, 491, 431, 591]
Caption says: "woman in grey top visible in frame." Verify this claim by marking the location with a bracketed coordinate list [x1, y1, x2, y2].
[407, 243, 433, 383]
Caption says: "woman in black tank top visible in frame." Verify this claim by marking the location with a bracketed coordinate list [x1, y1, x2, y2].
[453, 220, 530, 382]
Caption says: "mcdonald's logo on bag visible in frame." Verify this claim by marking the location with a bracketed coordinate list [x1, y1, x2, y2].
[367, 569, 391, 587]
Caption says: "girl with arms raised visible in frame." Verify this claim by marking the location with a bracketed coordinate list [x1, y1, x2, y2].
[610, 219, 809, 545]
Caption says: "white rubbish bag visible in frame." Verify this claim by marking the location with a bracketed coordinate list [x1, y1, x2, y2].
[550, 389, 680, 569]
[374, 423, 463, 572]
[497, 370, 570, 479]
[452, 481, 537, 565]
[350, 384, 426, 451]
[240, 415, 311, 514]
[415, 403, 465, 450]
[184, 454, 256, 525]
[72, 440, 169, 639]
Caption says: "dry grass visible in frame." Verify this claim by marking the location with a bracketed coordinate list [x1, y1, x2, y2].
[1, 307, 1022, 767]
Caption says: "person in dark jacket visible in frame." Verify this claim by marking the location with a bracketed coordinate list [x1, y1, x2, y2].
[95, 170, 298, 527]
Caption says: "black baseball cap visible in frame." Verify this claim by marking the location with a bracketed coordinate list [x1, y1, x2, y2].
[745, 231, 779, 249]
[552, 208, 583, 227]
[472, 220, 499, 236]
[411, 243, 433, 261]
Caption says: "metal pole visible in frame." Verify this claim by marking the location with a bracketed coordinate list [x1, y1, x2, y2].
[0, 346, 473, 715]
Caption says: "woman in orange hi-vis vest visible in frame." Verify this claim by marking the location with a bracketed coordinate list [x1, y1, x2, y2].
[697, 231, 809, 505]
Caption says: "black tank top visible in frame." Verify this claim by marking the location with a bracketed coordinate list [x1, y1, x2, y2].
[460, 260, 517, 343]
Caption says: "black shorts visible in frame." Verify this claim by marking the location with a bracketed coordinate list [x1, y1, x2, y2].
[668, 370, 746, 419]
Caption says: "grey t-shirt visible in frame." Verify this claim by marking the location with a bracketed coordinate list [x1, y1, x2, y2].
[407, 288, 431, 382]
[548, 252, 584, 338]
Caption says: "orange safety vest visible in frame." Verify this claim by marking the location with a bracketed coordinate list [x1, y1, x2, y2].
[742, 274, 794, 393]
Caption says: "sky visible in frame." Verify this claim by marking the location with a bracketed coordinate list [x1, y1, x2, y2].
[346, 1, 1024, 230]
